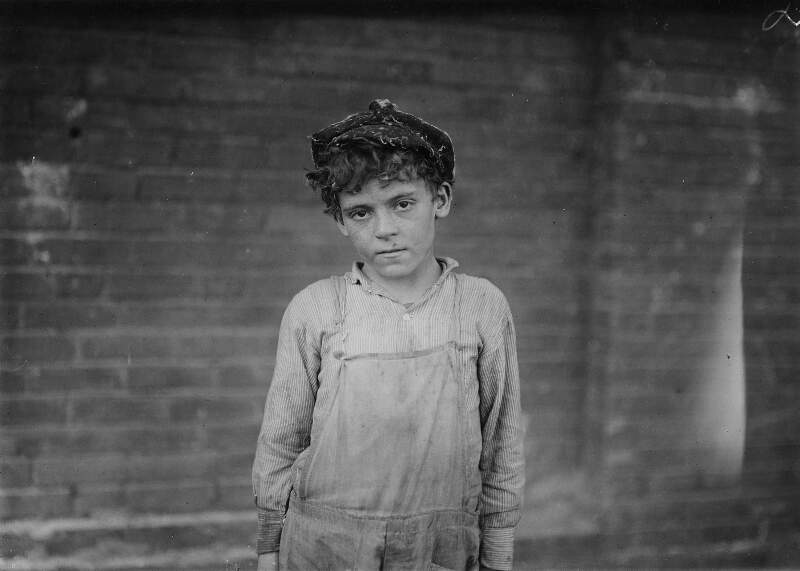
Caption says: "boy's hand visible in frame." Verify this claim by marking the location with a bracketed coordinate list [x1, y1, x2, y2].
[257, 552, 279, 571]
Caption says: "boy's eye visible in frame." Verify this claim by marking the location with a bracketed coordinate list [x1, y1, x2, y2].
[395, 200, 412, 210]
[349, 209, 369, 220]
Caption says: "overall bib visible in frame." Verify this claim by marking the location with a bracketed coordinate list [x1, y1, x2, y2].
[279, 276, 480, 571]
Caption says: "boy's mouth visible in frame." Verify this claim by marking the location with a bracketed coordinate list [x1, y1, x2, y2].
[376, 248, 405, 256]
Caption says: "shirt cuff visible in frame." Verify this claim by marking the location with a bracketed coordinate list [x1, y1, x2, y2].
[256, 507, 284, 554]
[480, 526, 515, 571]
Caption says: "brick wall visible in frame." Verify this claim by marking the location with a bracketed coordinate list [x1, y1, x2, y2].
[0, 3, 593, 533]
[1, 4, 798, 568]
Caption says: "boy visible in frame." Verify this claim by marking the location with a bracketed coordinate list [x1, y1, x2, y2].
[253, 99, 524, 571]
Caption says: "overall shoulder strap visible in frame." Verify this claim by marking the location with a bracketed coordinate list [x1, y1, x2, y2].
[449, 272, 463, 346]
[329, 275, 347, 326]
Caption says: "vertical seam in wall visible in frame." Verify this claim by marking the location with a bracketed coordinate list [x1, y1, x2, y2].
[578, 10, 621, 513]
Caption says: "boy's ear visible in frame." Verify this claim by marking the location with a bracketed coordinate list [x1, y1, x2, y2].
[433, 182, 452, 219]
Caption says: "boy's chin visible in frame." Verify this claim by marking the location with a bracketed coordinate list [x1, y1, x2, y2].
[367, 264, 409, 278]
[364, 261, 416, 281]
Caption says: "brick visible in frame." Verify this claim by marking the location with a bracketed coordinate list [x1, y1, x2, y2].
[0, 486, 73, 519]
[0, 63, 83, 95]
[200, 275, 247, 299]
[129, 240, 235, 268]
[217, 363, 270, 388]
[72, 202, 184, 233]
[172, 104, 299, 138]
[526, 410, 581, 438]
[173, 136, 267, 170]
[53, 273, 106, 298]
[85, 67, 189, 101]
[29, 94, 88, 130]
[148, 35, 249, 73]
[207, 423, 260, 451]
[261, 138, 314, 172]
[128, 366, 213, 394]
[606, 496, 754, 532]
[23, 303, 117, 330]
[136, 170, 301, 204]
[125, 480, 215, 513]
[11, 423, 191, 459]
[241, 273, 328, 301]
[235, 240, 348, 269]
[81, 335, 174, 360]
[0, 165, 29, 199]
[261, 204, 327, 235]
[0, 238, 34, 265]
[0, 456, 32, 487]
[744, 443, 800, 472]
[174, 334, 267, 360]
[0, 95, 33, 127]
[33, 453, 128, 486]
[0, 303, 22, 333]
[70, 396, 163, 425]
[76, 131, 174, 168]
[136, 172, 234, 203]
[40, 238, 131, 267]
[216, 477, 254, 510]
[520, 380, 583, 410]
[16, 367, 125, 393]
[122, 101, 274, 134]
[0, 371, 25, 393]
[118, 425, 206, 455]
[214, 451, 253, 478]
[0, 199, 71, 230]
[0, 397, 68, 426]
[1, 335, 75, 364]
[108, 273, 194, 300]
[256, 48, 437, 85]
[126, 452, 217, 482]
[617, 66, 748, 101]
[3, 27, 109, 66]
[0, 273, 53, 300]
[0, 529, 37, 558]
[167, 396, 259, 423]
[72, 483, 125, 517]
[118, 304, 277, 328]
[69, 168, 137, 201]
[524, 441, 582, 478]
[184, 204, 267, 235]
[0, 128, 74, 163]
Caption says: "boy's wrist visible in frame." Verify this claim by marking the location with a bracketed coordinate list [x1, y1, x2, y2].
[480, 526, 515, 571]
[256, 508, 285, 554]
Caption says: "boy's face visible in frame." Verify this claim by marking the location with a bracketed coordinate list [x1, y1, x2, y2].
[336, 177, 452, 287]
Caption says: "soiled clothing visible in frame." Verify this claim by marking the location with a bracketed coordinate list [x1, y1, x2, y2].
[253, 257, 524, 570]
[280, 496, 481, 570]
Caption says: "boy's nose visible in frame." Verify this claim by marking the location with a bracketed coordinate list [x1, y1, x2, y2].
[373, 211, 398, 238]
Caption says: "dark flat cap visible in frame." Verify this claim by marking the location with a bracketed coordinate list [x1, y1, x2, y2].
[310, 99, 455, 183]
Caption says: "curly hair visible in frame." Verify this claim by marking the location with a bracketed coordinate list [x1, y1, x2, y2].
[306, 141, 449, 222]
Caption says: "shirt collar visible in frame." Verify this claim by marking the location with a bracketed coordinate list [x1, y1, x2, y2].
[345, 256, 460, 296]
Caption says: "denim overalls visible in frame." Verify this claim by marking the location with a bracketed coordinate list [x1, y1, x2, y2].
[279, 275, 481, 571]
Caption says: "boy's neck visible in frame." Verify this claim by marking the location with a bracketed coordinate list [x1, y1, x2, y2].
[360, 256, 442, 305]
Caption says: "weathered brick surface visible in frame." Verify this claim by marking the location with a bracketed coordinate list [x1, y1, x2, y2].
[582, 9, 800, 567]
[1, 4, 798, 568]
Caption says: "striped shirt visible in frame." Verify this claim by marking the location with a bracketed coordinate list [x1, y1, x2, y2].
[253, 257, 524, 570]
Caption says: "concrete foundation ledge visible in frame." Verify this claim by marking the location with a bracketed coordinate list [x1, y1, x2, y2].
[0, 510, 257, 571]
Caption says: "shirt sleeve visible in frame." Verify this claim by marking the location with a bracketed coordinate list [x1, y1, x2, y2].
[477, 296, 525, 571]
[251, 285, 327, 553]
